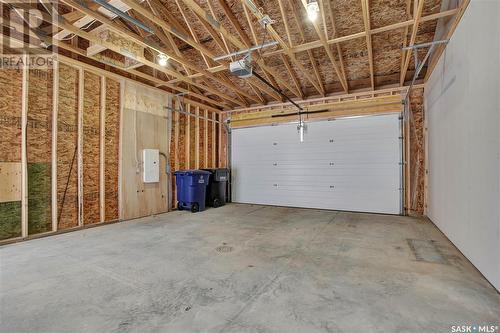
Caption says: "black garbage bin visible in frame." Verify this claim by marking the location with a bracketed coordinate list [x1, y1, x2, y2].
[202, 168, 229, 208]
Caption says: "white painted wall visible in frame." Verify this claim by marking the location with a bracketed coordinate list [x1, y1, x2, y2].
[425, 0, 500, 291]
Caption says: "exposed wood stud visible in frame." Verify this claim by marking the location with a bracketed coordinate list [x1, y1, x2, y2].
[21, 54, 28, 238]
[99, 76, 106, 223]
[52, 60, 59, 232]
[195, 107, 200, 169]
[77, 67, 84, 227]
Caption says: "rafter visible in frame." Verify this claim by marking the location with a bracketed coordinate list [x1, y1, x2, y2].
[174, 0, 250, 107]
[264, 8, 459, 57]
[300, 0, 348, 92]
[0, 24, 224, 110]
[425, 0, 471, 81]
[240, 0, 324, 96]
[360, 0, 375, 89]
[280, 54, 304, 100]
[324, 0, 348, 90]
[23, 0, 245, 107]
[180, 0, 302, 98]
[118, 0, 260, 105]
[287, 0, 320, 97]
[400, 0, 425, 85]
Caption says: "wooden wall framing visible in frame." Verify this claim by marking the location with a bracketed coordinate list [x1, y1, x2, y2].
[0, 53, 225, 244]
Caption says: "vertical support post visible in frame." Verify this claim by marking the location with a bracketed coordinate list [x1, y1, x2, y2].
[195, 106, 200, 169]
[218, 113, 222, 167]
[99, 76, 106, 223]
[185, 104, 191, 169]
[21, 54, 28, 238]
[118, 79, 125, 220]
[204, 109, 208, 167]
[173, 99, 179, 208]
[51, 60, 59, 232]
[77, 68, 84, 226]
[166, 95, 173, 211]
[212, 112, 216, 168]
[404, 99, 411, 215]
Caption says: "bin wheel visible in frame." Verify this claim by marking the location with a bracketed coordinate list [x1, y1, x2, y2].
[177, 202, 183, 211]
[191, 203, 199, 213]
[213, 198, 221, 208]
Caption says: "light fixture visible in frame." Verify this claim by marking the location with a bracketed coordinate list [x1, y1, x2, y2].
[158, 54, 169, 67]
[297, 118, 306, 142]
[306, 0, 319, 22]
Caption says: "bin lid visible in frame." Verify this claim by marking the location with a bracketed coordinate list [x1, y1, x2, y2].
[174, 169, 211, 176]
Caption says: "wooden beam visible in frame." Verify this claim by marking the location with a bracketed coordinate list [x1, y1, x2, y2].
[21, 54, 28, 238]
[195, 107, 200, 169]
[425, 0, 471, 81]
[241, 0, 325, 95]
[280, 54, 304, 100]
[300, 0, 348, 92]
[287, 0, 319, 97]
[204, 109, 209, 167]
[52, 60, 59, 232]
[324, 0, 348, 89]
[264, 8, 459, 57]
[99, 76, 106, 223]
[186, 104, 191, 169]
[57, 0, 245, 107]
[120, 0, 260, 105]
[400, 0, 425, 85]
[212, 112, 216, 167]
[216, 0, 252, 47]
[77, 67, 84, 226]
[180, 0, 302, 98]
[361, 0, 375, 90]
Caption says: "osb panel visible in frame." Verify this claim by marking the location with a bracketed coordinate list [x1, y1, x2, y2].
[0, 162, 21, 203]
[57, 63, 79, 230]
[0, 69, 22, 162]
[27, 69, 53, 235]
[104, 78, 120, 222]
[409, 87, 425, 215]
[83, 71, 101, 224]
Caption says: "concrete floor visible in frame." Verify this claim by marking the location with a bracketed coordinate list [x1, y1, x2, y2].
[1, 204, 499, 333]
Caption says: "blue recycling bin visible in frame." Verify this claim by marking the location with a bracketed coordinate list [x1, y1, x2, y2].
[174, 170, 211, 213]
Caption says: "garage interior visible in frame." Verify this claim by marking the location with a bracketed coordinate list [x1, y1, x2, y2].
[0, 0, 499, 332]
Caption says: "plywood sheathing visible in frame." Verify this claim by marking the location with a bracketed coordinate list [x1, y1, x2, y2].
[0, 69, 23, 162]
[57, 63, 79, 230]
[121, 81, 168, 220]
[409, 87, 425, 215]
[27, 69, 53, 235]
[0, 69, 23, 240]
[83, 71, 101, 224]
[104, 78, 120, 222]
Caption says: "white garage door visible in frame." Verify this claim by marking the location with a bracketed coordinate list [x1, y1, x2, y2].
[231, 113, 402, 214]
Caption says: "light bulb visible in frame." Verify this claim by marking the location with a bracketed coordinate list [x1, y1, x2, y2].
[307, 0, 319, 22]
[158, 54, 169, 67]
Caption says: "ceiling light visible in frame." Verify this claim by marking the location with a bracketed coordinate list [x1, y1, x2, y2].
[158, 54, 169, 67]
[306, 0, 319, 22]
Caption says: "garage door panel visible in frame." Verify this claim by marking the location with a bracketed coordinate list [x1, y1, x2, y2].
[232, 114, 402, 214]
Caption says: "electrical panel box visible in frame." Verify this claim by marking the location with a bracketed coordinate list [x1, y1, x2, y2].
[143, 149, 160, 183]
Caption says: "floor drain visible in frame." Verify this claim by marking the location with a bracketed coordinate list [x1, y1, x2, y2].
[216, 245, 233, 253]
